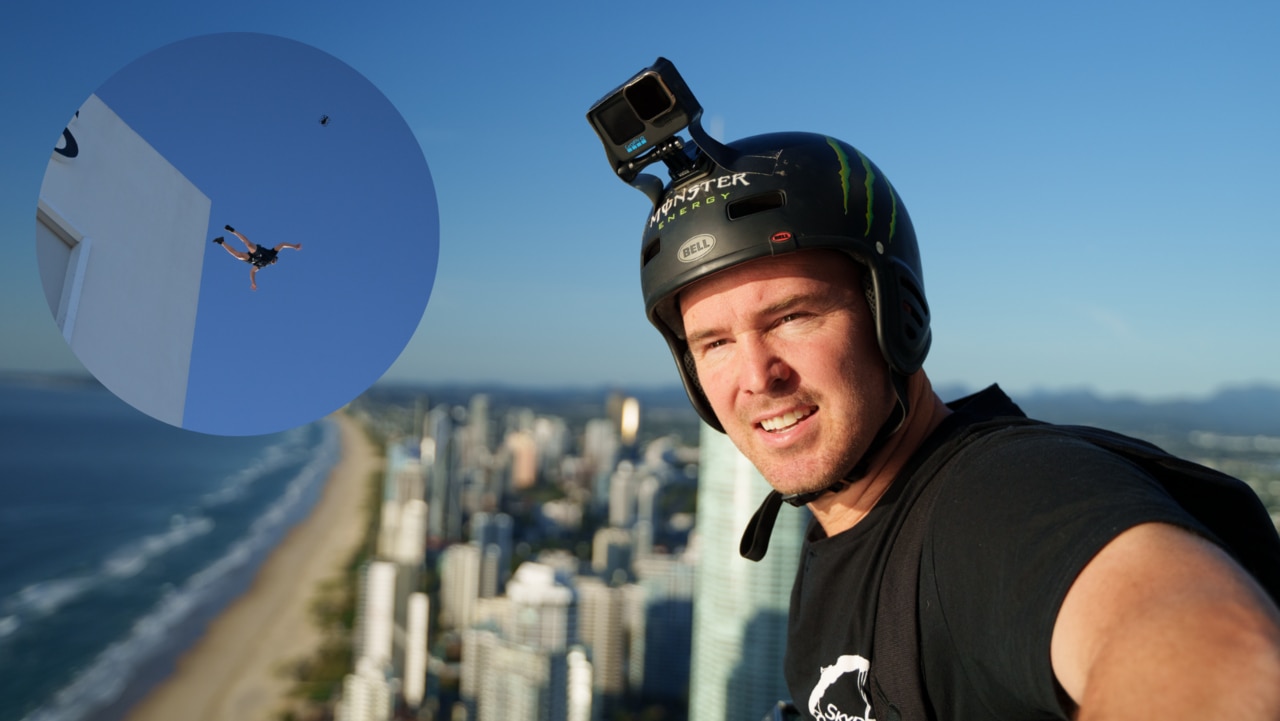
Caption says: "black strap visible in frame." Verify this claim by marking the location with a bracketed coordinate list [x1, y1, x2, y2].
[867, 418, 989, 721]
[741, 490, 785, 562]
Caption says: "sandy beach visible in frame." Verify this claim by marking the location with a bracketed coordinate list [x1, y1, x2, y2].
[124, 411, 381, 721]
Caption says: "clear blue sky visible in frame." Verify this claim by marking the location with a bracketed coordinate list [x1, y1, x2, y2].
[3, 0, 1278, 406]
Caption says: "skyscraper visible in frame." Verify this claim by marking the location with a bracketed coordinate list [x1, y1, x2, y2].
[439, 543, 482, 630]
[471, 511, 514, 595]
[461, 562, 581, 721]
[576, 577, 628, 714]
[632, 554, 695, 702]
[688, 426, 809, 721]
[356, 561, 399, 672]
[404, 593, 429, 708]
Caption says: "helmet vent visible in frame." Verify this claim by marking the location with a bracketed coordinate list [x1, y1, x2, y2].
[898, 276, 928, 339]
[642, 237, 662, 267]
[727, 191, 785, 220]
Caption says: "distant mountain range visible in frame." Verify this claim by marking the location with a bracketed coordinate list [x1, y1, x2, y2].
[372, 381, 1280, 438]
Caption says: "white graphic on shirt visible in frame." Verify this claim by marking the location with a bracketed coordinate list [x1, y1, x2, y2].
[808, 654, 875, 721]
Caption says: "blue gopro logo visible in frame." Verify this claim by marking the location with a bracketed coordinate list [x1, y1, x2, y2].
[626, 136, 648, 154]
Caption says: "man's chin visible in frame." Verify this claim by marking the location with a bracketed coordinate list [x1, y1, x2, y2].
[759, 466, 841, 499]
[753, 453, 861, 500]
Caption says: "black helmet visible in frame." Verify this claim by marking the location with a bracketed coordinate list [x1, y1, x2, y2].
[640, 131, 930, 431]
[589, 59, 933, 558]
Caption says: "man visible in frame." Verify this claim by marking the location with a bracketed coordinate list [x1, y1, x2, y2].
[212, 224, 302, 291]
[590, 67, 1280, 720]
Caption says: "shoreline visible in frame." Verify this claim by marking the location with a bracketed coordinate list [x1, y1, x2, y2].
[123, 411, 380, 721]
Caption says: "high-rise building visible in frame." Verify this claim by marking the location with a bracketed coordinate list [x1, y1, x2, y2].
[461, 563, 580, 721]
[591, 526, 633, 583]
[533, 415, 570, 484]
[506, 429, 539, 490]
[338, 657, 393, 721]
[471, 511, 514, 595]
[356, 561, 399, 673]
[439, 543, 483, 630]
[404, 593, 429, 709]
[470, 631, 557, 721]
[583, 418, 620, 509]
[380, 440, 428, 564]
[426, 405, 456, 543]
[507, 562, 577, 651]
[576, 577, 628, 711]
[688, 426, 809, 721]
[607, 461, 638, 527]
[391, 498, 427, 566]
[38, 94, 212, 428]
[567, 646, 595, 721]
[633, 554, 696, 702]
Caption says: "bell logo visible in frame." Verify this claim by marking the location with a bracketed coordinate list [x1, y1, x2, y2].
[677, 234, 716, 263]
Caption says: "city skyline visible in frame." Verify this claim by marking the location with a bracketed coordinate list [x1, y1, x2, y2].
[2, 2, 1279, 412]
[5, 367, 1279, 720]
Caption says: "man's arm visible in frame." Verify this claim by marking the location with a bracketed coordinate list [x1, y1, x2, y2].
[1052, 522, 1280, 720]
[250, 265, 258, 291]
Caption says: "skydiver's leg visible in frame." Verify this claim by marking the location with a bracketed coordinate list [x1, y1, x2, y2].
[213, 238, 250, 262]
[227, 227, 257, 252]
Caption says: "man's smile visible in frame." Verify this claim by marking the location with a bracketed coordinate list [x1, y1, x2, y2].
[759, 406, 817, 433]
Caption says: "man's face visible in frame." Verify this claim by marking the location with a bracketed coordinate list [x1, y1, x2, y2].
[679, 250, 894, 497]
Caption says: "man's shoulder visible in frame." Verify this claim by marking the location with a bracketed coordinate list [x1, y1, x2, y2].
[928, 385, 1165, 481]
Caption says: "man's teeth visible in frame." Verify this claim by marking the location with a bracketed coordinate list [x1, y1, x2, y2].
[761, 409, 811, 432]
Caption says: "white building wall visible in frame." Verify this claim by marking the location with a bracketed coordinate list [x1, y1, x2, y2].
[507, 562, 575, 652]
[567, 646, 594, 721]
[339, 658, 393, 721]
[440, 543, 482, 630]
[404, 592, 429, 708]
[394, 499, 427, 565]
[576, 578, 627, 696]
[37, 93, 209, 427]
[362, 561, 398, 671]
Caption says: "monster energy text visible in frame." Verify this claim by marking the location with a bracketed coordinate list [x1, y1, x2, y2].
[648, 172, 751, 229]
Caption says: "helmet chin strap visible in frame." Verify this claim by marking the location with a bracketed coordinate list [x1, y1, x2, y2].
[739, 370, 910, 562]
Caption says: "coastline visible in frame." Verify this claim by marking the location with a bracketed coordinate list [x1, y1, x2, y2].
[123, 411, 380, 721]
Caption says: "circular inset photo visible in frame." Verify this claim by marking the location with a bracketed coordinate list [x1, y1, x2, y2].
[35, 33, 438, 436]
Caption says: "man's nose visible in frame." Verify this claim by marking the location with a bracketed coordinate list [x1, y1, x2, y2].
[739, 335, 790, 394]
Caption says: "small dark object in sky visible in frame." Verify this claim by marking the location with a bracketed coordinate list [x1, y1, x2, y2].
[319, 114, 330, 126]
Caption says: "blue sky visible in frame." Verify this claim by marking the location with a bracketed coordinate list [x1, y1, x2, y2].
[91, 32, 437, 435]
[3, 0, 1278, 407]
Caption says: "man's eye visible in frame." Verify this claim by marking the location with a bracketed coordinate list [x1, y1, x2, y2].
[696, 338, 727, 356]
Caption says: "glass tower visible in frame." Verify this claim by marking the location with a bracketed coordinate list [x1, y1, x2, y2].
[688, 425, 809, 721]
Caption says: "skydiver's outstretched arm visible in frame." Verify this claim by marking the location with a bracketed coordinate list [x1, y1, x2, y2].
[250, 265, 259, 291]
[273, 242, 303, 252]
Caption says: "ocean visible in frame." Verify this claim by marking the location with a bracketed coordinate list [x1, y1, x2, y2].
[0, 377, 341, 721]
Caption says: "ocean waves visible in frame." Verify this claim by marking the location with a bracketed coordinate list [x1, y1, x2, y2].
[6, 417, 341, 721]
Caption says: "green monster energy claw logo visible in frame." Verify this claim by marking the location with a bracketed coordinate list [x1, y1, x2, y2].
[826, 137, 898, 242]
[828, 137, 852, 216]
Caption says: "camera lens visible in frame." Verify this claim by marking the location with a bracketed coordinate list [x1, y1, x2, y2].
[596, 93, 645, 145]
[625, 74, 675, 122]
